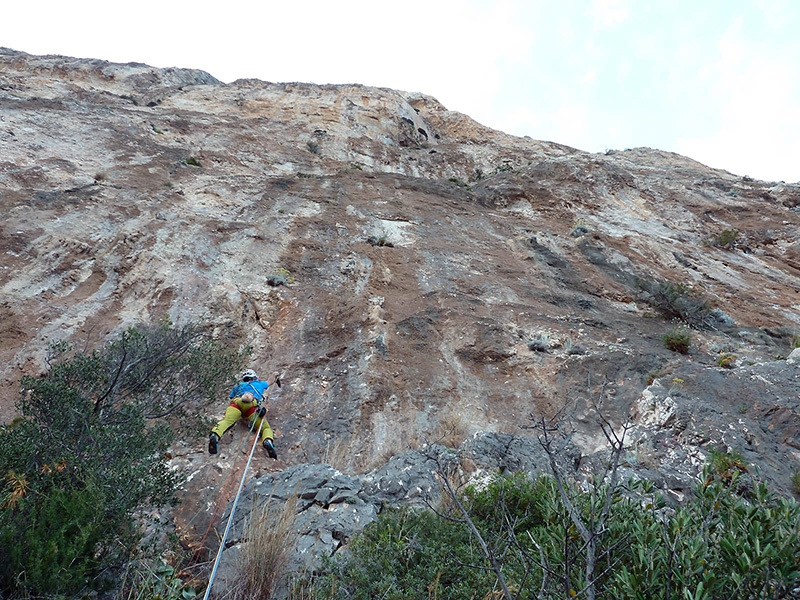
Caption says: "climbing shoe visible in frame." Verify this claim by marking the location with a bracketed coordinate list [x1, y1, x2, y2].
[208, 433, 219, 455]
[263, 439, 277, 459]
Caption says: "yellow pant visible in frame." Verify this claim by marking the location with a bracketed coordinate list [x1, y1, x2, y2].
[211, 400, 273, 443]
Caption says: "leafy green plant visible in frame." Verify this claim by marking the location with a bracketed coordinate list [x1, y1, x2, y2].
[291, 464, 800, 600]
[184, 156, 201, 167]
[120, 559, 197, 600]
[267, 267, 294, 287]
[792, 470, 800, 495]
[0, 321, 243, 598]
[528, 332, 550, 352]
[638, 278, 713, 328]
[663, 325, 691, 354]
[291, 505, 490, 600]
[707, 228, 739, 249]
[366, 234, 394, 248]
[613, 471, 800, 600]
[717, 352, 736, 368]
[707, 448, 748, 485]
[1, 480, 113, 595]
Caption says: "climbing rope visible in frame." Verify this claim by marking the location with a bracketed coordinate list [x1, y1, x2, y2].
[201, 417, 265, 600]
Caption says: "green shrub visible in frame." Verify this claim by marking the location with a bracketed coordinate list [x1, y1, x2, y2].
[707, 448, 748, 484]
[267, 267, 295, 287]
[663, 325, 691, 354]
[292, 505, 487, 600]
[292, 465, 800, 600]
[528, 333, 550, 352]
[119, 559, 197, 600]
[0, 321, 243, 598]
[448, 176, 470, 189]
[366, 235, 394, 248]
[638, 279, 713, 328]
[717, 352, 736, 368]
[1, 479, 115, 595]
[707, 228, 739, 249]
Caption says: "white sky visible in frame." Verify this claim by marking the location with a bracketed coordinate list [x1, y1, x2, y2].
[3, 0, 799, 183]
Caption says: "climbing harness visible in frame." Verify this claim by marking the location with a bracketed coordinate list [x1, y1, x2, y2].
[202, 417, 265, 600]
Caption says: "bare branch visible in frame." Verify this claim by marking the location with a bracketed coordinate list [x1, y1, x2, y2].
[426, 450, 516, 600]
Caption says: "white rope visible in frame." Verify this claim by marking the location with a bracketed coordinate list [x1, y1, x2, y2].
[202, 417, 264, 600]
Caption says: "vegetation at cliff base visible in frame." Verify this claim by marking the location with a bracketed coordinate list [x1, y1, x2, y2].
[0, 321, 243, 599]
[292, 468, 800, 600]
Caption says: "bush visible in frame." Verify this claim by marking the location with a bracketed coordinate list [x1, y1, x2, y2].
[292, 466, 800, 600]
[528, 333, 550, 352]
[717, 352, 736, 368]
[707, 228, 739, 249]
[638, 278, 713, 328]
[448, 176, 470, 189]
[0, 321, 243, 598]
[707, 448, 748, 483]
[366, 235, 394, 247]
[266, 267, 294, 287]
[292, 505, 489, 600]
[119, 559, 197, 600]
[663, 325, 691, 354]
[1, 480, 114, 595]
[570, 220, 591, 237]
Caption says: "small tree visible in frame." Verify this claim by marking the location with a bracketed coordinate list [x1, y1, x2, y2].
[523, 383, 632, 600]
[0, 320, 244, 598]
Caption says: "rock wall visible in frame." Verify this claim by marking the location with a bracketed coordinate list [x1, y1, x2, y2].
[1, 50, 799, 591]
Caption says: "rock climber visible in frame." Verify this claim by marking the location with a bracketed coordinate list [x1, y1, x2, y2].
[208, 368, 280, 458]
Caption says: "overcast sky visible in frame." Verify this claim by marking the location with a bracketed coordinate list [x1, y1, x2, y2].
[4, 0, 799, 183]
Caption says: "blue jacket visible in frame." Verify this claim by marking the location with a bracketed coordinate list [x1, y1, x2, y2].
[229, 379, 270, 401]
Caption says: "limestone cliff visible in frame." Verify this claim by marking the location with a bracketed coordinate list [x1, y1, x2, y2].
[1, 47, 799, 506]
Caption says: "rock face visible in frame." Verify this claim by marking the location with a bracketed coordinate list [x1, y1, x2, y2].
[208, 437, 553, 596]
[2, 48, 800, 591]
